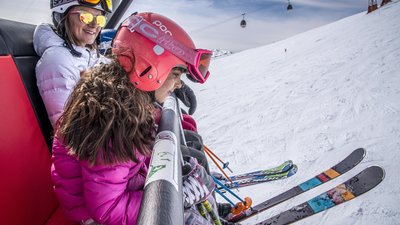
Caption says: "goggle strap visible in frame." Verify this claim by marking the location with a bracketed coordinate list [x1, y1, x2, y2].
[78, 0, 112, 13]
[122, 15, 198, 66]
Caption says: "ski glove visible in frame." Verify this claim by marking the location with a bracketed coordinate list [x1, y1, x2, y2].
[182, 157, 215, 209]
[174, 80, 197, 115]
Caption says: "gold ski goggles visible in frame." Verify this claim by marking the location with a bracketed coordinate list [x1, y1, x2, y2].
[69, 10, 107, 27]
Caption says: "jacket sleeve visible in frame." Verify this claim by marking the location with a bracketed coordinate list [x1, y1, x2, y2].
[81, 161, 144, 225]
[182, 114, 198, 132]
[35, 48, 81, 127]
[51, 135, 92, 221]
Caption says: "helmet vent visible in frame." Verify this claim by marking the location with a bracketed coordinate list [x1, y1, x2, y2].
[140, 66, 152, 77]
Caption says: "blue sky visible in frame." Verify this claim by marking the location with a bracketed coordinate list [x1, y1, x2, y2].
[1, 0, 369, 52]
[126, 0, 368, 52]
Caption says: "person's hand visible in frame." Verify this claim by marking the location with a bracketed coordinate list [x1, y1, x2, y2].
[182, 157, 215, 209]
[174, 80, 197, 115]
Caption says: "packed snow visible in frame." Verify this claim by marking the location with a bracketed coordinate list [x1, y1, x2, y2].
[187, 1, 400, 224]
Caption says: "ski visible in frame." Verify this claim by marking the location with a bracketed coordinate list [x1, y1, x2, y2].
[256, 166, 385, 225]
[228, 148, 366, 222]
[220, 165, 298, 189]
[229, 160, 294, 181]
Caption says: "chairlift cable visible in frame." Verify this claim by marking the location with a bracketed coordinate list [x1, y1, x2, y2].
[190, 1, 294, 34]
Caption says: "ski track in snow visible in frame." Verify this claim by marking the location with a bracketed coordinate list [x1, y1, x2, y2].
[184, 1, 400, 224]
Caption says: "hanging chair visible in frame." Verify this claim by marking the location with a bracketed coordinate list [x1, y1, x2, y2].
[240, 13, 246, 28]
[287, 0, 293, 11]
[287, 3, 293, 11]
[240, 19, 246, 28]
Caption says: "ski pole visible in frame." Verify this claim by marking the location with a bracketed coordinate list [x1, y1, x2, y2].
[212, 176, 244, 203]
[202, 200, 222, 225]
[213, 176, 253, 215]
[214, 188, 236, 207]
[204, 145, 233, 173]
[196, 203, 208, 219]
[204, 149, 233, 183]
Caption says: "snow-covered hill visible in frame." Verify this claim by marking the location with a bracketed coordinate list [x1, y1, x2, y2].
[212, 49, 233, 58]
[189, 1, 400, 224]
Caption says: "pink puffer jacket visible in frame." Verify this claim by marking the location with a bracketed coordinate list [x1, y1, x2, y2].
[51, 135, 149, 225]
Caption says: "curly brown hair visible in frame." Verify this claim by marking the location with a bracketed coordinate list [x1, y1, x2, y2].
[57, 60, 155, 165]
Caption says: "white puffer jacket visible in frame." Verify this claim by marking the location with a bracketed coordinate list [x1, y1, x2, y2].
[33, 23, 109, 127]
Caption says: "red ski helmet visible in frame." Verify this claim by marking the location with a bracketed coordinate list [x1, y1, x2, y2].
[112, 12, 196, 91]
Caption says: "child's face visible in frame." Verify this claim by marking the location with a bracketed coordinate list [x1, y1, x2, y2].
[154, 68, 183, 103]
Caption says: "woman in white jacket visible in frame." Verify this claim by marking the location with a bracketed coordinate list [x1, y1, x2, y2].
[34, 0, 112, 127]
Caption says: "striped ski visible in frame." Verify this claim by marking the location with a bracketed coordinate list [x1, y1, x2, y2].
[229, 160, 294, 181]
[256, 166, 385, 225]
[221, 165, 298, 189]
[228, 148, 366, 222]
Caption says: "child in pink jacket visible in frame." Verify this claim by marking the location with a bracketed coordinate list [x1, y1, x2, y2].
[51, 61, 154, 225]
[51, 12, 221, 225]
[52, 60, 216, 225]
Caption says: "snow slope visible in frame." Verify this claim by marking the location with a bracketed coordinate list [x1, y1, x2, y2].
[190, 1, 400, 224]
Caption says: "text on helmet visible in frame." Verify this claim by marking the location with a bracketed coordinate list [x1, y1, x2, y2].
[125, 15, 186, 57]
[152, 20, 172, 36]
[52, 0, 75, 7]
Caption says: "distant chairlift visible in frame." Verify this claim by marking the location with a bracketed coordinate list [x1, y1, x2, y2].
[287, 0, 293, 11]
[240, 13, 246, 28]
[241, 1, 293, 28]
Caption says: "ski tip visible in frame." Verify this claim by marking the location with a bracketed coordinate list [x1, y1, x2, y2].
[287, 165, 298, 177]
[343, 148, 366, 166]
[354, 147, 366, 157]
[282, 163, 293, 172]
[285, 160, 294, 164]
[348, 165, 385, 196]
[366, 165, 386, 180]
